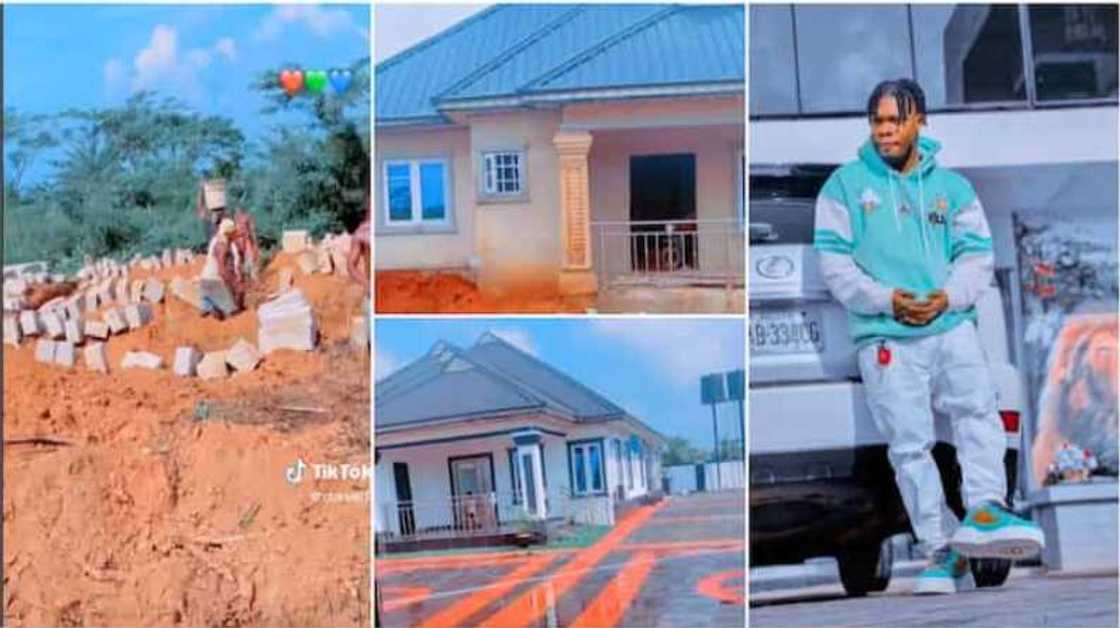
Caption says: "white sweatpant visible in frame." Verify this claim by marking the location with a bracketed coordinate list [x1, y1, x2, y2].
[857, 321, 1007, 551]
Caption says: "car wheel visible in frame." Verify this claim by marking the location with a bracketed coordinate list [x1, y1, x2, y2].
[970, 557, 1012, 588]
[837, 537, 893, 597]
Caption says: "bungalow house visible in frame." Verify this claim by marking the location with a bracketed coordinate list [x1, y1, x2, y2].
[375, 4, 745, 308]
[374, 333, 667, 549]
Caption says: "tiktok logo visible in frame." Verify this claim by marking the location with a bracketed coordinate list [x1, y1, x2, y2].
[285, 458, 308, 485]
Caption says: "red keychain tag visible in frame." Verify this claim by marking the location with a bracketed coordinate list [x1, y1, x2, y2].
[877, 342, 891, 366]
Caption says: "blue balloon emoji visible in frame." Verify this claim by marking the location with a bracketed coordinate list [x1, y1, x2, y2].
[328, 68, 352, 94]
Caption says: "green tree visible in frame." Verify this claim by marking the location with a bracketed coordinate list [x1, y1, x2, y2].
[662, 437, 707, 466]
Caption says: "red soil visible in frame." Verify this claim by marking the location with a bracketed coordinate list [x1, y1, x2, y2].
[3, 253, 370, 626]
[375, 270, 588, 314]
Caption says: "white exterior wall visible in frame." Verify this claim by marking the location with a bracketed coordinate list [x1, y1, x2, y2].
[375, 419, 664, 535]
[663, 460, 745, 494]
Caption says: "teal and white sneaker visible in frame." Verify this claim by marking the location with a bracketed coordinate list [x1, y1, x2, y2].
[950, 501, 1045, 560]
[914, 546, 974, 595]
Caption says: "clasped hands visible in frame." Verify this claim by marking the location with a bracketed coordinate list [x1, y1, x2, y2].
[891, 289, 948, 327]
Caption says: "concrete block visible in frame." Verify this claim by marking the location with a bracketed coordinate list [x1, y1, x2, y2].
[173, 346, 202, 377]
[54, 341, 76, 368]
[197, 351, 229, 380]
[143, 278, 165, 303]
[162, 249, 173, 267]
[64, 298, 84, 321]
[34, 339, 56, 364]
[85, 289, 100, 312]
[329, 234, 353, 276]
[84, 320, 110, 340]
[84, 342, 109, 373]
[104, 308, 128, 335]
[257, 290, 317, 354]
[19, 310, 41, 336]
[41, 310, 65, 339]
[124, 303, 152, 330]
[282, 230, 310, 254]
[97, 282, 113, 307]
[225, 339, 261, 373]
[349, 315, 370, 350]
[130, 280, 146, 304]
[64, 318, 83, 345]
[113, 278, 130, 305]
[121, 351, 162, 370]
[4, 314, 22, 347]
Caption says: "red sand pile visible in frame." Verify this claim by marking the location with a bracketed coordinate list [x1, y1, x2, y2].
[375, 270, 588, 314]
[3, 252, 370, 626]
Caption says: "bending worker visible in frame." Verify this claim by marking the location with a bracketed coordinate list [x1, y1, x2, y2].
[812, 79, 1044, 596]
[198, 218, 244, 319]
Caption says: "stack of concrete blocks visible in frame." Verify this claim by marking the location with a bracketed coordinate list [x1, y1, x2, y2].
[85, 320, 110, 341]
[40, 309, 66, 340]
[162, 249, 173, 268]
[257, 290, 317, 354]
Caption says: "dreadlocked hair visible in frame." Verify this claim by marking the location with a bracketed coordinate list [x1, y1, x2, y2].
[867, 79, 927, 123]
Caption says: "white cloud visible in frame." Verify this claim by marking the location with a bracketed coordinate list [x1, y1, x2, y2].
[255, 5, 366, 42]
[104, 25, 237, 103]
[491, 328, 539, 357]
[375, 346, 402, 381]
[589, 319, 743, 390]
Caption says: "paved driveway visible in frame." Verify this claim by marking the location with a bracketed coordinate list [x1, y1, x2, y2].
[377, 491, 745, 627]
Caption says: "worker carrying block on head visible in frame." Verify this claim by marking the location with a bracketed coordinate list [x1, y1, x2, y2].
[348, 194, 371, 295]
[196, 178, 228, 243]
[231, 208, 260, 283]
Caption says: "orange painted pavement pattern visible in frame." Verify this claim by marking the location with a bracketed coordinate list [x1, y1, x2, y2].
[382, 586, 433, 612]
[417, 552, 560, 628]
[479, 500, 668, 628]
[696, 569, 745, 605]
[570, 551, 658, 628]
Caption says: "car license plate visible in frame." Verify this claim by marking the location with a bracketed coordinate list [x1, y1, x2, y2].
[750, 308, 825, 355]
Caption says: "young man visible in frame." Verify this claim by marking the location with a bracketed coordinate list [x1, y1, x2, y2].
[813, 79, 1044, 595]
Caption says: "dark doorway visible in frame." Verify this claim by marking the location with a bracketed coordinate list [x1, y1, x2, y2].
[695, 463, 707, 492]
[630, 154, 698, 272]
[393, 462, 416, 536]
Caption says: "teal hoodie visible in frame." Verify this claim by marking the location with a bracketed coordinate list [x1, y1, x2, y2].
[813, 135, 992, 347]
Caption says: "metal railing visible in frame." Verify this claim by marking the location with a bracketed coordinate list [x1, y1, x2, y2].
[590, 218, 745, 288]
[375, 489, 615, 542]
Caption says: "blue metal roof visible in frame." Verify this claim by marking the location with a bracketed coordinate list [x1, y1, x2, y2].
[375, 333, 642, 431]
[376, 4, 744, 126]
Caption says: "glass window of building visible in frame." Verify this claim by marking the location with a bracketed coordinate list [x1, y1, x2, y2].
[913, 4, 1027, 107]
[749, 5, 799, 115]
[1028, 4, 1118, 101]
[793, 4, 912, 114]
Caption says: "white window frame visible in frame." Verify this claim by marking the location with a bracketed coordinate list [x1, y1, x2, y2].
[383, 158, 451, 226]
[481, 150, 526, 198]
[569, 441, 605, 497]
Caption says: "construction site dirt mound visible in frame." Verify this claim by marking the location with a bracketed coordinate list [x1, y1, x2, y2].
[375, 270, 589, 314]
[3, 253, 370, 626]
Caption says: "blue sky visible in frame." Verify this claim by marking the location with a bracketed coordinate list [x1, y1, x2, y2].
[4, 4, 369, 181]
[374, 3, 488, 63]
[375, 318, 745, 449]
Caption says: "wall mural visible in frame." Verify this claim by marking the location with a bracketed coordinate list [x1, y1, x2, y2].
[1015, 213, 1118, 488]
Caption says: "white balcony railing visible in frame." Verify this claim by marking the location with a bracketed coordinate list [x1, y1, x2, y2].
[590, 218, 745, 288]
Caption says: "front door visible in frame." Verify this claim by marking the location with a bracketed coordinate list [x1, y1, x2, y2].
[392, 462, 415, 536]
[449, 455, 496, 530]
[630, 154, 698, 272]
